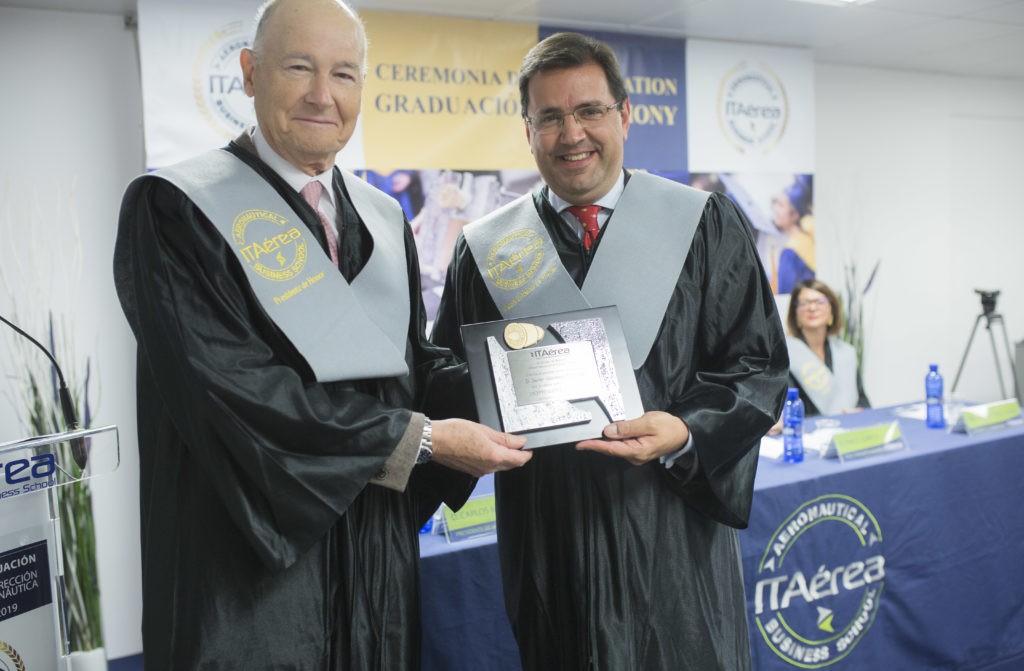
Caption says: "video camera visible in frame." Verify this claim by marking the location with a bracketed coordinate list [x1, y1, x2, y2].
[975, 289, 999, 317]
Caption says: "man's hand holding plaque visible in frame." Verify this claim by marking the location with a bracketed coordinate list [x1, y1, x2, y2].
[576, 411, 691, 465]
[460, 306, 645, 449]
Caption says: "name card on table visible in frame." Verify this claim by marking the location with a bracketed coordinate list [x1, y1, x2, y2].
[442, 494, 497, 543]
[825, 421, 907, 463]
[951, 398, 1023, 435]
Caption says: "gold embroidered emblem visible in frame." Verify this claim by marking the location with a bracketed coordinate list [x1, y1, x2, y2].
[231, 209, 307, 282]
[800, 360, 830, 392]
[485, 228, 545, 291]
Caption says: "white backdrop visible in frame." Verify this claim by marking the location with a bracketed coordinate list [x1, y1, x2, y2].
[0, 6, 143, 659]
[687, 39, 815, 174]
[1, 5, 1022, 661]
[814, 64, 1024, 408]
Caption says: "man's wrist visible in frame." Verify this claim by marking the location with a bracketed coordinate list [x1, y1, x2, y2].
[661, 433, 694, 469]
[416, 417, 433, 465]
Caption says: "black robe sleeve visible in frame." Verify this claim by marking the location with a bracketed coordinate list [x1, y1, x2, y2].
[655, 193, 789, 527]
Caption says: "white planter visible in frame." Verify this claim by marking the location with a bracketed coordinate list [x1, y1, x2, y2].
[67, 648, 107, 671]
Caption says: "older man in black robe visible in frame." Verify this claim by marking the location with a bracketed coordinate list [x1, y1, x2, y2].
[113, 1, 530, 668]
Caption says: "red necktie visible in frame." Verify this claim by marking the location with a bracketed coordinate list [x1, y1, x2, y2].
[566, 205, 602, 250]
[300, 180, 339, 268]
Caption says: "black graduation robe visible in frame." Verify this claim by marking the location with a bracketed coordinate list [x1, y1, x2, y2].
[432, 183, 789, 670]
[113, 137, 473, 670]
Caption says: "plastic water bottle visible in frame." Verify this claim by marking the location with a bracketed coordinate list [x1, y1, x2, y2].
[419, 506, 445, 534]
[925, 364, 945, 428]
[782, 388, 805, 463]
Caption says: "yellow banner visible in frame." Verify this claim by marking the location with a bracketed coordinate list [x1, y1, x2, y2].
[361, 11, 537, 171]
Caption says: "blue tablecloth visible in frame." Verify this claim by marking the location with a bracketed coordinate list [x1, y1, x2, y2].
[419, 408, 1024, 670]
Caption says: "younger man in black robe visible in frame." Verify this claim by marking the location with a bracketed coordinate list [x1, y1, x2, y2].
[113, 1, 529, 668]
[432, 32, 788, 670]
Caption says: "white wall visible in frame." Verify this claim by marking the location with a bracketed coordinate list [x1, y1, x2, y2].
[815, 65, 1024, 408]
[0, 6, 144, 660]
[2, 5, 1023, 661]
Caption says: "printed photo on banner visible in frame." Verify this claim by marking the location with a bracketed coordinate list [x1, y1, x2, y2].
[691, 172, 815, 294]
[358, 169, 542, 319]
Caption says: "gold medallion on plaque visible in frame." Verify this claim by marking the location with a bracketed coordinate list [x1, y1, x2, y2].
[503, 322, 545, 350]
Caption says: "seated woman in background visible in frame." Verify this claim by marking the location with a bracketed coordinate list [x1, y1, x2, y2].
[785, 278, 870, 416]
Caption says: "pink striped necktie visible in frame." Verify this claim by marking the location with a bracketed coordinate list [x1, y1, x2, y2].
[300, 180, 339, 268]
[566, 205, 602, 250]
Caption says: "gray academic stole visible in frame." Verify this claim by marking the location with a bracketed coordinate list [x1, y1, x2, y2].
[153, 149, 409, 382]
[463, 171, 710, 366]
[786, 336, 859, 415]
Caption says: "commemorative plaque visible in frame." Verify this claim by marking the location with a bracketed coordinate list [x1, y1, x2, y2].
[460, 306, 644, 448]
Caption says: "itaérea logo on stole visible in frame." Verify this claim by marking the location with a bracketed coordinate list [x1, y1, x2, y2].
[232, 209, 308, 282]
[753, 494, 885, 667]
[799, 360, 831, 393]
[485, 228, 545, 291]
[485, 227, 560, 313]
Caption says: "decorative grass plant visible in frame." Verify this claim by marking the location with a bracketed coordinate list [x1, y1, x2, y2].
[15, 314, 104, 654]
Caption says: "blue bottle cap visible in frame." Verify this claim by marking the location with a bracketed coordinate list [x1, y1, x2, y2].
[787, 388, 799, 399]
[929, 364, 938, 372]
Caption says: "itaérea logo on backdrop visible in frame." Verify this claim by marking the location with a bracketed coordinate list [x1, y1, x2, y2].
[192, 21, 254, 138]
[754, 494, 885, 668]
[717, 61, 789, 154]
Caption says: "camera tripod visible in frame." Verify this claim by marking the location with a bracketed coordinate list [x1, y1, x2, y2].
[951, 290, 1019, 400]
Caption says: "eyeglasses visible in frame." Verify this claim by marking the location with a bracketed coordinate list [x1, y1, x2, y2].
[525, 102, 623, 135]
[797, 298, 829, 310]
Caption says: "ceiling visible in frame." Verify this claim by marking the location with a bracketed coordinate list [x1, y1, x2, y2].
[4, 0, 1024, 80]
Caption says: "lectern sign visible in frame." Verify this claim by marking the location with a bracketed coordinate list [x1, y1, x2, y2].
[0, 540, 53, 621]
[0, 453, 57, 498]
[0, 530, 59, 671]
[0, 426, 120, 671]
